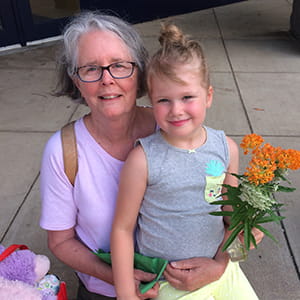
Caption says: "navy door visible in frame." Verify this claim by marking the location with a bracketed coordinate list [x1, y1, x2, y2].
[1, 0, 245, 48]
[0, 0, 80, 47]
[0, 0, 20, 46]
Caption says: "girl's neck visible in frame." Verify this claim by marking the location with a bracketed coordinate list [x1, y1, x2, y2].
[161, 126, 207, 150]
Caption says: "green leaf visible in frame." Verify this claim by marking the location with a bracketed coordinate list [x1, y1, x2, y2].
[277, 186, 296, 192]
[244, 220, 251, 251]
[250, 233, 257, 249]
[228, 204, 248, 230]
[255, 215, 285, 224]
[274, 171, 291, 184]
[228, 173, 245, 180]
[228, 214, 246, 231]
[222, 223, 244, 251]
[222, 184, 242, 197]
[254, 224, 278, 243]
[210, 200, 237, 206]
[266, 210, 285, 224]
[209, 211, 234, 217]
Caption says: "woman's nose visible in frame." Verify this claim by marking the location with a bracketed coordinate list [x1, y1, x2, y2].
[101, 69, 114, 85]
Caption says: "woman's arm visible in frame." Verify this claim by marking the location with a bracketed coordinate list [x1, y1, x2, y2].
[111, 145, 158, 300]
[48, 228, 114, 283]
[48, 227, 159, 299]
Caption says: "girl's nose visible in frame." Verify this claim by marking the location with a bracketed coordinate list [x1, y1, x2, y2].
[170, 100, 183, 115]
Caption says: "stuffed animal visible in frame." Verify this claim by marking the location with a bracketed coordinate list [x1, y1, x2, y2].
[0, 244, 66, 300]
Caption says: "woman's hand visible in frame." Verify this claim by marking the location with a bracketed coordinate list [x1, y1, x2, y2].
[163, 254, 228, 292]
[163, 226, 231, 292]
[134, 269, 159, 299]
[238, 227, 264, 250]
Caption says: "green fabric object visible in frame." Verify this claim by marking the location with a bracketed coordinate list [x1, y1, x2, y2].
[94, 249, 168, 294]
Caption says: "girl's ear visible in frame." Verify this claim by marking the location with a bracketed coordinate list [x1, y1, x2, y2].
[206, 85, 213, 108]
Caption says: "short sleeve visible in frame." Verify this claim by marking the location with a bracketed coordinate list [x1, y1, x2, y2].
[39, 130, 77, 230]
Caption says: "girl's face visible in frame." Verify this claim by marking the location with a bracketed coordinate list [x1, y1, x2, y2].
[73, 30, 138, 119]
[149, 64, 213, 146]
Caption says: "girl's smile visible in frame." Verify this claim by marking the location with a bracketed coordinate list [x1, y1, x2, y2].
[149, 63, 213, 148]
[168, 118, 190, 127]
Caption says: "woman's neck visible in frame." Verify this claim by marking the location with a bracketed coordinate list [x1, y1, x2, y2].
[86, 108, 137, 141]
[84, 107, 154, 160]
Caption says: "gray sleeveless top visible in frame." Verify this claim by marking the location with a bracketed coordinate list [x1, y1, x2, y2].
[136, 127, 229, 261]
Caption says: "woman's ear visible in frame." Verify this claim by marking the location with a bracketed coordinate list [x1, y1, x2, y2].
[73, 76, 80, 90]
[206, 85, 213, 108]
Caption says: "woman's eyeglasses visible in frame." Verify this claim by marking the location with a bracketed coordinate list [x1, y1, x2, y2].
[76, 61, 136, 82]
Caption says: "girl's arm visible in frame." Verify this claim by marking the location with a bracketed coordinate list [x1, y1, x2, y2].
[223, 136, 264, 248]
[222, 136, 239, 225]
[111, 145, 149, 300]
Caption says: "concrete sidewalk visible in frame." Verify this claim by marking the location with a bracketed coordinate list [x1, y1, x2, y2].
[0, 0, 299, 299]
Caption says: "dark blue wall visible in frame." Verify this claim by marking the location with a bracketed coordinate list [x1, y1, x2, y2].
[80, 0, 246, 23]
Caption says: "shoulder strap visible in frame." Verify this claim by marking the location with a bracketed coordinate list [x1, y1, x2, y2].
[61, 121, 78, 186]
[0, 244, 29, 262]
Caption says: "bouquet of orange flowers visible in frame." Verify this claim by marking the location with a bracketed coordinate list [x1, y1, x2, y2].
[210, 134, 300, 257]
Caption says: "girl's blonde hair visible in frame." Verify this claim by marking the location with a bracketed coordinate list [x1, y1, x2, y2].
[147, 22, 210, 90]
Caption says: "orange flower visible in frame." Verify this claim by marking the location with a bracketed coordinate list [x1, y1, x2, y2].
[275, 148, 290, 169]
[253, 144, 277, 163]
[245, 158, 276, 185]
[240, 134, 264, 155]
[240, 133, 300, 184]
[285, 149, 300, 170]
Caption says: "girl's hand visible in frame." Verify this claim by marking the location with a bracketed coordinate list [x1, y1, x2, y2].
[238, 227, 264, 250]
[134, 269, 159, 299]
[163, 256, 227, 291]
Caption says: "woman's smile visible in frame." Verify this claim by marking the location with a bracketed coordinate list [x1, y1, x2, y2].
[99, 94, 121, 100]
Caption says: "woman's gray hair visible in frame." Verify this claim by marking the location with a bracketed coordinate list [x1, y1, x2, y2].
[55, 10, 149, 104]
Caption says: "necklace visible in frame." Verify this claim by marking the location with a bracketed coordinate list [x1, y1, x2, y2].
[188, 149, 197, 154]
[187, 127, 207, 153]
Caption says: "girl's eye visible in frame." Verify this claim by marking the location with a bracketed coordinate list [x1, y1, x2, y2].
[157, 98, 170, 103]
[182, 95, 193, 101]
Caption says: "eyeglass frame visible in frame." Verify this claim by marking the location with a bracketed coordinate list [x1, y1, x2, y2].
[75, 61, 136, 83]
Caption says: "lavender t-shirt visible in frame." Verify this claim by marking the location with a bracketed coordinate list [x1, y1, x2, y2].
[40, 117, 123, 296]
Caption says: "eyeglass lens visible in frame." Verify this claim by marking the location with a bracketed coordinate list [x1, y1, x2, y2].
[77, 62, 135, 82]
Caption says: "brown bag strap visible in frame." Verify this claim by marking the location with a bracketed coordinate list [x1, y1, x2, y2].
[61, 121, 78, 186]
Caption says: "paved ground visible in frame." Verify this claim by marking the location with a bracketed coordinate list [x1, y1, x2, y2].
[0, 0, 299, 299]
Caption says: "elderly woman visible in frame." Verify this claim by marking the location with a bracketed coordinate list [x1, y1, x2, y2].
[40, 11, 231, 300]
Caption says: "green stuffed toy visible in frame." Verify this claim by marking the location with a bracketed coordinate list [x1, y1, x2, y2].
[94, 249, 168, 294]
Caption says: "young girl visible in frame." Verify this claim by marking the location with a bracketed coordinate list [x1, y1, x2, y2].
[111, 23, 259, 300]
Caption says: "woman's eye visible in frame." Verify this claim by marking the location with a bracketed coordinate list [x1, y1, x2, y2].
[112, 63, 126, 69]
[86, 66, 98, 72]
